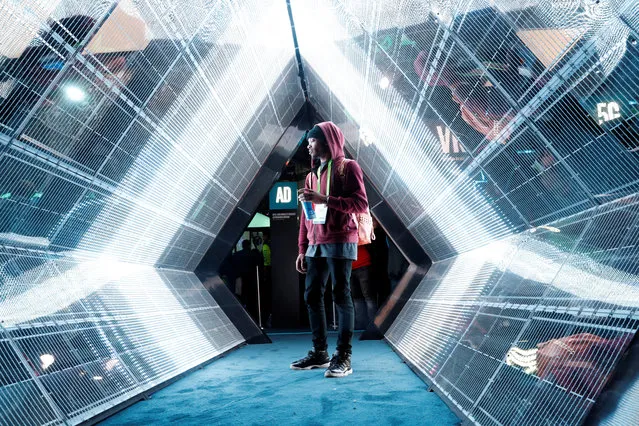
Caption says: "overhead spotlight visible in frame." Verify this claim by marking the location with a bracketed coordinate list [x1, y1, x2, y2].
[63, 85, 86, 102]
[92, 376, 104, 381]
[40, 354, 55, 370]
[379, 76, 390, 89]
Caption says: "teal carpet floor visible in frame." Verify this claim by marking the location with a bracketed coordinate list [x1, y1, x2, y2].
[100, 332, 460, 425]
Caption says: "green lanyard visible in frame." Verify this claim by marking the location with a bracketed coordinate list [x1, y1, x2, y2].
[316, 160, 332, 196]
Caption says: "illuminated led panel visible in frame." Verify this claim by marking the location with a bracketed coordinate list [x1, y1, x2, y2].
[388, 196, 639, 425]
[0, 0, 300, 266]
[294, 1, 639, 425]
[0, 259, 242, 425]
[295, 2, 519, 260]
[0, 0, 299, 424]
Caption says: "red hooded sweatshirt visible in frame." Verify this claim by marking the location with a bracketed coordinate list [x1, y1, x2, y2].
[298, 122, 368, 255]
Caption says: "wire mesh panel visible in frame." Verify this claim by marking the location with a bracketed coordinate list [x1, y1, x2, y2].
[0, 257, 244, 425]
[0, 0, 301, 424]
[293, 0, 639, 424]
[295, 0, 639, 261]
[0, 0, 301, 267]
[386, 195, 639, 425]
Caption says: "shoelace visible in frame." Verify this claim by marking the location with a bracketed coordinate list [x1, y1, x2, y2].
[304, 350, 325, 362]
[329, 354, 347, 369]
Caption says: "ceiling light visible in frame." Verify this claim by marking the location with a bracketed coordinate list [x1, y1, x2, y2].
[40, 354, 55, 370]
[63, 85, 86, 102]
[379, 76, 390, 89]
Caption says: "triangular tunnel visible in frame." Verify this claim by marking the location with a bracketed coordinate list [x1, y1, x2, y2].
[1, 1, 638, 425]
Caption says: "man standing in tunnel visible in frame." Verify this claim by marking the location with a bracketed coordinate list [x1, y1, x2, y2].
[292, 122, 368, 378]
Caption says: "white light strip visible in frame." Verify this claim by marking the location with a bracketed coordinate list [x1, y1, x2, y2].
[0, 256, 136, 327]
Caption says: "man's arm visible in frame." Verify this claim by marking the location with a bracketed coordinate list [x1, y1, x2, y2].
[298, 203, 309, 254]
[298, 173, 311, 255]
[326, 160, 368, 214]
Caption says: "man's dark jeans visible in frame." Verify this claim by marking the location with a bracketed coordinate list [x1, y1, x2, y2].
[305, 256, 354, 354]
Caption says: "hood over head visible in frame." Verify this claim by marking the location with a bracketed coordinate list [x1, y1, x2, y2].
[315, 121, 345, 162]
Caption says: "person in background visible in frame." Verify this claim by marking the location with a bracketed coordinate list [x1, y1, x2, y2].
[218, 252, 237, 295]
[350, 244, 377, 330]
[233, 239, 260, 322]
[262, 235, 271, 268]
[252, 238, 265, 326]
[292, 122, 368, 378]
[261, 234, 272, 328]
[387, 236, 409, 292]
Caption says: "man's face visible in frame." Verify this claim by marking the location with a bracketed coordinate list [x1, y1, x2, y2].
[307, 137, 327, 158]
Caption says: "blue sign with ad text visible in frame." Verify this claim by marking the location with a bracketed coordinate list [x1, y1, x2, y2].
[269, 181, 298, 210]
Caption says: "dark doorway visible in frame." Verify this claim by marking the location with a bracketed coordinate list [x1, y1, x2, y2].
[194, 111, 413, 333]
[209, 138, 411, 333]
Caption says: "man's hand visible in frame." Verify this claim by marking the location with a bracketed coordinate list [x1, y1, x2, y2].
[295, 254, 307, 274]
[298, 188, 327, 204]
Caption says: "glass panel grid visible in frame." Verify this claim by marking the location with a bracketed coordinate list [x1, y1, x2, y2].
[295, 1, 639, 424]
[1, 0, 301, 424]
